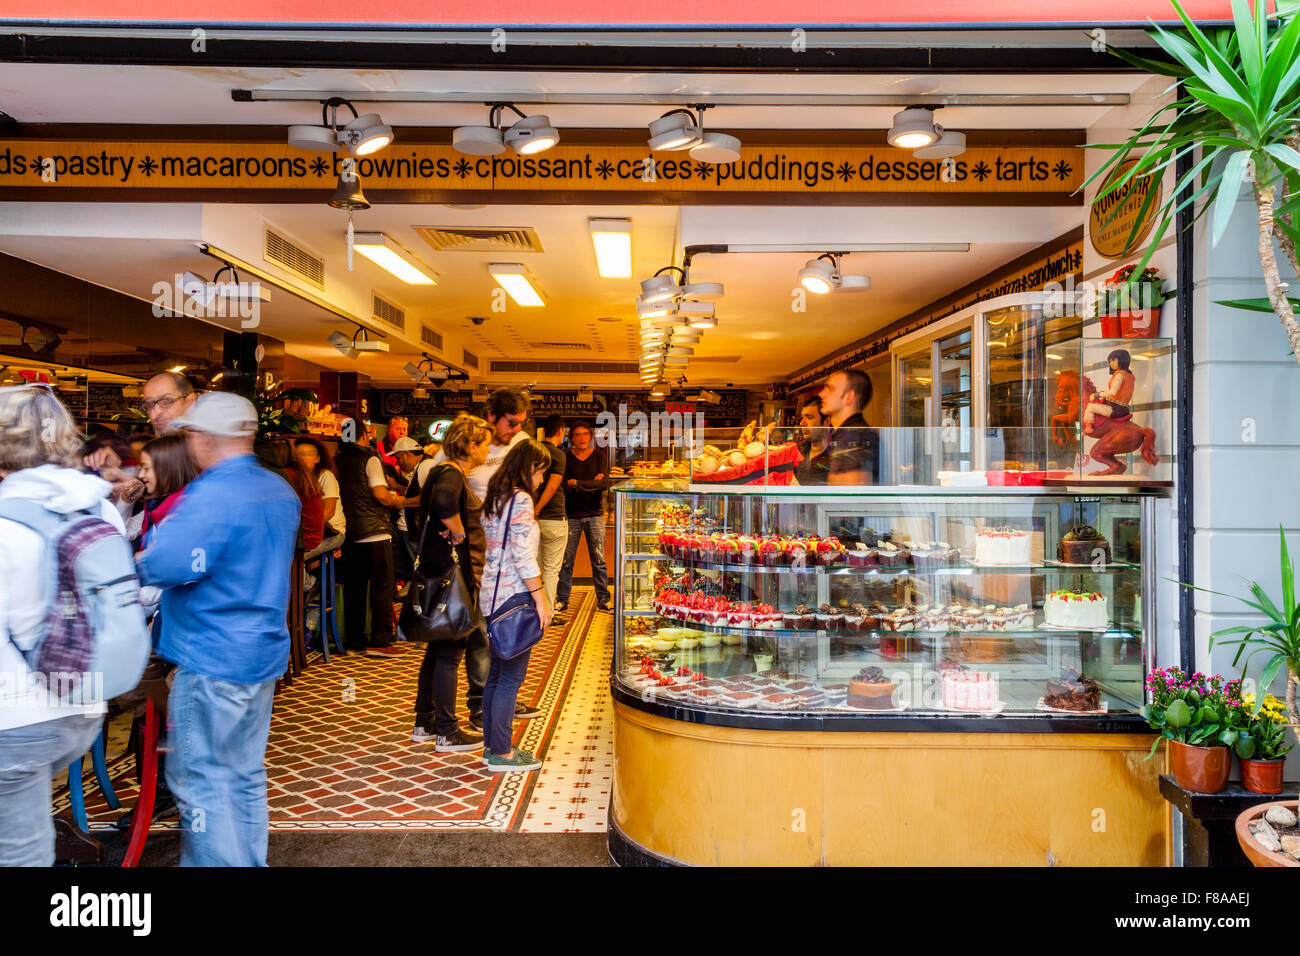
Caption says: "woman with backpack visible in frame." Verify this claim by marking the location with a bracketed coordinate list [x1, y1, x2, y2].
[0, 385, 147, 866]
[479, 439, 554, 773]
[410, 415, 492, 752]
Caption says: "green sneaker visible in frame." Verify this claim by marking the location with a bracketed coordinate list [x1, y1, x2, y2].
[485, 748, 542, 773]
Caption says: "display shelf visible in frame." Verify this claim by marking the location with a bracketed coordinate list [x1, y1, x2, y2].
[624, 553, 1141, 577]
[641, 613, 1136, 641]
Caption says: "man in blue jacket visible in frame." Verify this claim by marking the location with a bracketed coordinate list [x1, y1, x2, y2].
[137, 392, 299, 867]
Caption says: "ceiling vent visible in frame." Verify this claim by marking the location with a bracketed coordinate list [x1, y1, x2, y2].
[420, 324, 443, 350]
[462, 348, 479, 369]
[372, 293, 406, 332]
[263, 227, 324, 290]
[529, 342, 592, 351]
[688, 355, 741, 363]
[490, 360, 639, 374]
[414, 226, 544, 254]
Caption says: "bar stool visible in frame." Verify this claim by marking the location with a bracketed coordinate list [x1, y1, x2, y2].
[121, 698, 159, 868]
[305, 548, 343, 661]
[67, 723, 121, 833]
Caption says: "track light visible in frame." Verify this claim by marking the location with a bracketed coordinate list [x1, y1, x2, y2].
[887, 108, 940, 149]
[681, 281, 724, 301]
[647, 110, 702, 151]
[329, 326, 389, 359]
[913, 128, 966, 159]
[640, 269, 684, 304]
[691, 131, 742, 164]
[412, 385, 429, 399]
[636, 297, 673, 319]
[455, 104, 560, 156]
[289, 97, 393, 156]
[797, 253, 870, 295]
[677, 302, 715, 328]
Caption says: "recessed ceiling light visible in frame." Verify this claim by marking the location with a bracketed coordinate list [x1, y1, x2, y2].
[589, 219, 633, 278]
[352, 232, 438, 285]
[488, 263, 544, 307]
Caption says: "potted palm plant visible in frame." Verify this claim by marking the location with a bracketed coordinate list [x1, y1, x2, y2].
[1143, 666, 1243, 792]
[1235, 692, 1296, 794]
[1088, 0, 1300, 367]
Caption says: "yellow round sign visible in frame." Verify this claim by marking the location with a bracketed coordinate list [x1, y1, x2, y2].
[1089, 159, 1163, 259]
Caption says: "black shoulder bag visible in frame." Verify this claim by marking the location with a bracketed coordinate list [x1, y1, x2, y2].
[484, 495, 545, 661]
[398, 466, 481, 643]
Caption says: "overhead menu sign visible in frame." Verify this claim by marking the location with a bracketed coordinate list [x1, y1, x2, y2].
[0, 140, 1084, 197]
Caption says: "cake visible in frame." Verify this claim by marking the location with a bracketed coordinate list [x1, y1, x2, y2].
[843, 603, 868, 632]
[876, 540, 911, 568]
[1043, 667, 1102, 711]
[847, 543, 878, 567]
[942, 670, 1000, 711]
[847, 666, 899, 710]
[753, 603, 781, 629]
[910, 541, 960, 569]
[759, 536, 785, 566]
[882, 606, 915, 632]
[1057, 525, 1111, 565]
[1044, 589, 1109, 629]
[784, 538, 812, 568]
[985, 603, 1034, 631]
[815, 602, 844, 631]
[735, 536, 758, 565]
[916, 604, 950, 632]
[975, 527, 1031, 565]
[816, 537, 848, 566]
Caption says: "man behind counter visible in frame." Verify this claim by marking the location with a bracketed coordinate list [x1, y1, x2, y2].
[816, 368, 879, 486]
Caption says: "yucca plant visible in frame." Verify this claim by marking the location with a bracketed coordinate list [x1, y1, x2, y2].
[1088, 0, 1300, 364]
[1189, 527, 1300, 729]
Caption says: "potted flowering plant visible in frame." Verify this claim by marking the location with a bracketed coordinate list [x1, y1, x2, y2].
[1235, 692, 1296, 795]
[1097, 264, 1172, 338]
[1142, 667, 1244, 793]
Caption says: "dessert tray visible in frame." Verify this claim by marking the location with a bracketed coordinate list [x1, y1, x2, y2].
[1034, 697, 1108, 715]
[969, 560, 1044, 569]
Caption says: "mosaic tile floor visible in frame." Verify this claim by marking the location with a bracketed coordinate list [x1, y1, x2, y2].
[57, 587, 615, 835]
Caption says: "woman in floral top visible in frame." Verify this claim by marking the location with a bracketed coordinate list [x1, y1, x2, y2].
[479, 439, 554, 772]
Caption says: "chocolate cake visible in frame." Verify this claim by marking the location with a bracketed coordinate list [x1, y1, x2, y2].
[847, 666, 899, 710]
[1043, 667, 1102, 711]
[1057, 525, 1112, 565]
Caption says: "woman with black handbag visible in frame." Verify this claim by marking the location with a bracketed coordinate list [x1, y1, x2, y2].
[479, 439, 554, 772]
[409, 415, 492, 751]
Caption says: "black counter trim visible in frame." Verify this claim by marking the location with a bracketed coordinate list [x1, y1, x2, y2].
[611, 675, 1151, 734]
[607, 814, 688, 868]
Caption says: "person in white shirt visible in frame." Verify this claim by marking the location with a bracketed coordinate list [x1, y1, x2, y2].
[292, 436, 346, 561]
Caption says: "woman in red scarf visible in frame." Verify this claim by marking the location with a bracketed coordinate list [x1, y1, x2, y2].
[128, 433, 199, 549]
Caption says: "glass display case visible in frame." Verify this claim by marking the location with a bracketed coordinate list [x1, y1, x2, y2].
[613, 484, 1157, 727]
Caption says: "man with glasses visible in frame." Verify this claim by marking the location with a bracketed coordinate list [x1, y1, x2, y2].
[432, 387, 541, 729]
[83, 372, 197, 489]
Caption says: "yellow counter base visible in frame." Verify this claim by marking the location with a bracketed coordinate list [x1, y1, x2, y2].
[612, 702, 1170, 866]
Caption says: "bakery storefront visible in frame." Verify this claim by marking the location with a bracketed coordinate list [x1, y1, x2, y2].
[0, 1, 1235, 867]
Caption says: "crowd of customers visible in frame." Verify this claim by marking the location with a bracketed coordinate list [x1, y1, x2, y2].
[0, 369, 643, 866]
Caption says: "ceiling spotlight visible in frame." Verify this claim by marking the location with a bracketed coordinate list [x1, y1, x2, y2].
[647, 110, 702, 151]
[488, 263, 544, 307]
[913, 128, 967, 159]
[676, 302, 715, 328]
[798, 256, 838, 295]
[412, 385, 429, 399]
[640, 268, 685, 304]
[353, 232, 437, 285]
[649, 381, 670, 398]
[403, 361, 425, 382]
[503, 113, 560, 155]
[690, 131, 742, 164]
[289, 97, 393, 156]
[681, 281, 724, 301]
[836, 274, 871, 293]
[455, 104, 560, 157]
[887, 108, 939, 150]
[636, 297, 673, 319]
[329, 326, 389, 359]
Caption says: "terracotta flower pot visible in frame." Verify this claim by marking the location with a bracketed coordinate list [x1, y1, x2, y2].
[1241, 758, 1286, 795]
[1168, 740, 1231, 793]
[1119, 308, 1159, 338]
[1098, 314, 1124, 337]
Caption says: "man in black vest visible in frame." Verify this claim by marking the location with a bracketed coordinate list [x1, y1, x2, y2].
[336, 422, 410, 657]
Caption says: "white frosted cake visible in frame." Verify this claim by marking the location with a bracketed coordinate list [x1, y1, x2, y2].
[974, 527, 1031, 565]
[942, 671, 1000, 711]
[1044, 589, 1109, 629]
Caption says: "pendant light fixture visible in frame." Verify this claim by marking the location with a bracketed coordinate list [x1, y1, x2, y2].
[646, 106, 741, 164]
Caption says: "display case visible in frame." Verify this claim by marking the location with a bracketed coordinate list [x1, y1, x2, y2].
[613, 483, 1156, 730]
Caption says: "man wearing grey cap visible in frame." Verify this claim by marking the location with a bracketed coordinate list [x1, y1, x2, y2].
[136, 391, 300, 867]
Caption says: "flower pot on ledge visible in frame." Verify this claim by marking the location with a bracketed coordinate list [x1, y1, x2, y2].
[1169, 740, 1231, 793]
[1241, 757, 1286, 795]
[1119, 308, 1159, 337]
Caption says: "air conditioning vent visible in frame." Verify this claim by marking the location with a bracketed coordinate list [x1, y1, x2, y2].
[529, 342, 591, 351]
[414, 226, 544, 254]
[264, 227, 324, 290]
[490, 360, 638, 374]
[372, 293, 406, 332]
[462, 348, 479, 369]
[687, 355, 741, 363]
[420, 325, 443, 350]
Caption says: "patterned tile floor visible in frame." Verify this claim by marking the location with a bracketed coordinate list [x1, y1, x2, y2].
[57, 587, 615, 836]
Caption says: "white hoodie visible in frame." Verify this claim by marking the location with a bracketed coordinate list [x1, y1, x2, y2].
[0, 465, 124, 732]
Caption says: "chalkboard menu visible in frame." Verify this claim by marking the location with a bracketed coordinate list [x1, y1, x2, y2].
[57, 383, 136, 429]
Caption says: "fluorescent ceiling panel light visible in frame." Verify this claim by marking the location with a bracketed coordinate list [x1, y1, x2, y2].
[589, 219, 633, 278]
[488, 263, 544, 307]
[353, 233, 438, 285]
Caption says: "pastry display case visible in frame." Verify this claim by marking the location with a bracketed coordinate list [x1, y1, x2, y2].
[613, 482, 1158, 730]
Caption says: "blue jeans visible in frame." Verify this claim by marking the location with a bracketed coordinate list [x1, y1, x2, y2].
[165, 668, 277, 867]
[482, 649, 532, 756]
[556, 514, 610, 605]
[0, 714, 102, 866]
